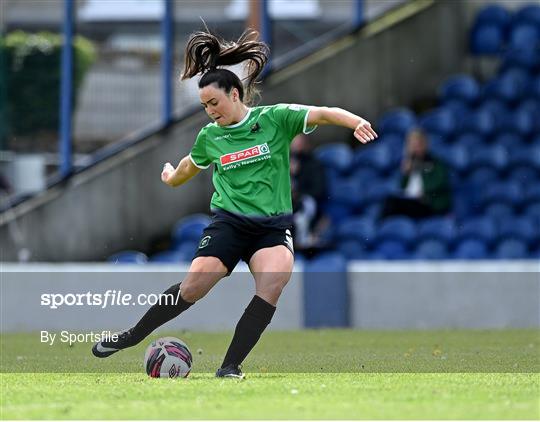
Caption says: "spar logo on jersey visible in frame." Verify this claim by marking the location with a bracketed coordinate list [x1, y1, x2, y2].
[220, 143, 271, 170]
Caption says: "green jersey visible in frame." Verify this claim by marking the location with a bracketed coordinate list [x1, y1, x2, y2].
[189, 104, 317, 217]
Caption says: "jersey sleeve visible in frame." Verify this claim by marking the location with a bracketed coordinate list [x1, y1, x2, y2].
[189, 129, 212, 169]
[272, 104, 318, 140]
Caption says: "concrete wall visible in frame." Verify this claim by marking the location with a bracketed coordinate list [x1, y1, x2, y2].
[2, 262, 538, 332]
[348, 262, 540, 329]
[0, 112, 214, 262]
[0, 0, 473, 261]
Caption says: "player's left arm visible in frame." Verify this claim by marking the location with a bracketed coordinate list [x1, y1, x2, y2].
[307, 106, 377, 144]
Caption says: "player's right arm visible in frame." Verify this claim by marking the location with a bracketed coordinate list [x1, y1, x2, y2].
[161, 155, 201, 187]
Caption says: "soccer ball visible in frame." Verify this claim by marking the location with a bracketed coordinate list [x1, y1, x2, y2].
[144, 337, 193, 378]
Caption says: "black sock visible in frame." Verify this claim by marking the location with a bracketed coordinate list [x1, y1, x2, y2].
[129, 283, 194, 346]
[221, 295, 276, 368]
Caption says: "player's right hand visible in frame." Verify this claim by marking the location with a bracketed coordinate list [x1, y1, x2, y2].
[161, 162, 175, 184]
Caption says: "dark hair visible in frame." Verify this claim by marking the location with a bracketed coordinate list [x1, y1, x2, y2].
[181, 29, 269, 105]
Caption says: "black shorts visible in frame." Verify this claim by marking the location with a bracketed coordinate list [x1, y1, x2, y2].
[193, 210, 294, 273]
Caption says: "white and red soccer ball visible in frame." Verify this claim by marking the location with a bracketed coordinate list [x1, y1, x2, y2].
[144, 337, 192, 378]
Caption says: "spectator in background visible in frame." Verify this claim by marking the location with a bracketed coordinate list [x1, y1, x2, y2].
[381, 128, 451, 219]
[290, 134, 328, 249]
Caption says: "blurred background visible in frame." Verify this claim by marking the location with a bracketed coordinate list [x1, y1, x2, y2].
[1, 0, 539, 264]
[1, 0, 539, 331]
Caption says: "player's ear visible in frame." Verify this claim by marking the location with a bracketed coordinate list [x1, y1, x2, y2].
[231, 88, 239, 102]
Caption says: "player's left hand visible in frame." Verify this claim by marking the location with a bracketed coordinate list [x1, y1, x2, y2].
[161, 162, 175, 185]
[354, 120, 377, 144]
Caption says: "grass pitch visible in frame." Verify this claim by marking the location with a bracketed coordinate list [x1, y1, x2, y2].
[1, 329, 539, 419]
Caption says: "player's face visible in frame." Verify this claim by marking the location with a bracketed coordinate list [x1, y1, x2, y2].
[406, 133, 427, 158]
[199, 84, 237, 126]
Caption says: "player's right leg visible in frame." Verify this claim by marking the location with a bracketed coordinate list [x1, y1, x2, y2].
[92, 256, 227, 358]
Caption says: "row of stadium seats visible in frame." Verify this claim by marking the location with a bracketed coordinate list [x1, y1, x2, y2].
[108, 207, 540, 263]
[470, 4, 540, 71]
[317, 141, 540, 176]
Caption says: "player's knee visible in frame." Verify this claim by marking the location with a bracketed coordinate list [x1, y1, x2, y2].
[259, 278, 288, 302]
[179, 282, 203, 303]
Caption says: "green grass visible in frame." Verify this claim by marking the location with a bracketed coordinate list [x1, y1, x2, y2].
[1, 329, 539, 419]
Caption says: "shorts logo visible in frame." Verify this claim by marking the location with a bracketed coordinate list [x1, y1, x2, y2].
[220, 143, 270, 166]
[284, 229, 294, 253]
[199, 236, 211, 249]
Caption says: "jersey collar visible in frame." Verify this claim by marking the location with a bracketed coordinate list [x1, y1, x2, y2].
[224, 108, 252, 129]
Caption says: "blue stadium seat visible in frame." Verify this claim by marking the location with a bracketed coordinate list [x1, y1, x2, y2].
[527, 76, 540, 100]
[377, 217, 417, 247]
[478, 181, 523, 209]
[425, 133, 447, 155]
[509, 24, 539, 51]
[508, 107, 536, 137]
[482, 73, 528, 105]
[498, 217, 538, 248]
[363, 180, 399, 203]
[453, 133, 484, 150]
[475, 4, 511, 28]
[375, 240, 409, 260]
[174, 240, 199, 258]
[469, 145, 509, 172]
[519, 99, 540, 119]
[353, 143, 399, 175]
[524, 202, 540, 222]
[171, 214, 211, 248]
[315, 143, 353, 174]
[456, 217, 498, 247]
[514, 4, 540, 26]
[350, 167, 380, 184]
[377, 133, 404, 152]
[441, 100, 471, 121]
[478, 99, 510, 120]
[498, 67, 533, 87]
[413, 239, 449, 260]
[470, 24, 505, 54]
[509, 165, 539, 185]
[525, 184, 540, 204]
[417, 217, 457, 244]
[466, 167, 499, 187]
[459, 109, 497, 136]
[484, 202, 515, 222]
[357, 203, 383, 220]
[149, 250, 191, 263]
[363, 251, 387, 261]
[377, 108, 417, 137]
[439, 145, 469, 173]
[493, 133, 525, 150]
[440, 75, 480, 105]
[328, 176, 364, 208]
[452, 194, 476, 220]
[509, 146, 540, 169]
[501, 48, 540, 70]
[419, 108, 456, 138]
[494, 239, 529, 259]
[336, 217, 377, 247]
[336, 240, 369, 260]
[453, 239, 489, 260]
[323, 202, 354, 225]
[108, 250, 148, 264]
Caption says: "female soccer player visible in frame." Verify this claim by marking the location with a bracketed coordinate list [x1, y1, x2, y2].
[93, 29, 377, 378]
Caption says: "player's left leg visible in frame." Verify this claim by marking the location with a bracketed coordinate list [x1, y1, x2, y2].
[216, 245, 293, 378]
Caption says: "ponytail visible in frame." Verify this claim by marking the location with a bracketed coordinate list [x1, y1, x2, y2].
[181, 29, 269, 105]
